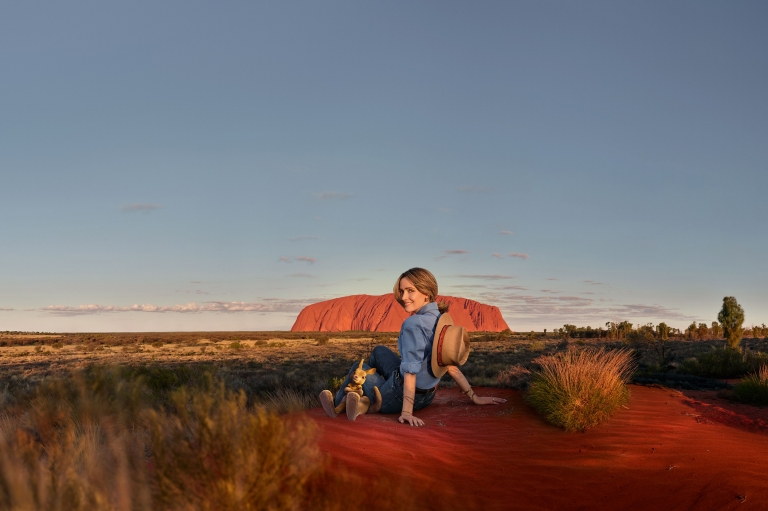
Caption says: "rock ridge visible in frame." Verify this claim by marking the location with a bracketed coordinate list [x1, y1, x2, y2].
[290, 294, 510, 332]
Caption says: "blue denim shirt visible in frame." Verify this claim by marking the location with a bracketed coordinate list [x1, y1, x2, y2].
[398, 302, 441, 389]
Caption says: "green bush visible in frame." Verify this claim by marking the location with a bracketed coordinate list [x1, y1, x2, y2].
[681, 348, 768, 378]
[733, 365, 768, 406]
[526, 348, 635, 432]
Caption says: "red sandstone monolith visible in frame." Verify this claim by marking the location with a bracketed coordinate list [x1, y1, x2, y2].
[290, 294, 510, 332]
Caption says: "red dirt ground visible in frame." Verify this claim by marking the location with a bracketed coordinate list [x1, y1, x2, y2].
[308, 385, 768, 511]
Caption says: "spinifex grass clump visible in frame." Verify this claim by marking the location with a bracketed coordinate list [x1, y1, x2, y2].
[733, 365, 768, 406]
[148, 384, 319, 511]
[526, 348, 635, 432]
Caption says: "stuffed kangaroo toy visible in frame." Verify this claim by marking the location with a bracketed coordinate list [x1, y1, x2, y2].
[319, 359, 382, 421]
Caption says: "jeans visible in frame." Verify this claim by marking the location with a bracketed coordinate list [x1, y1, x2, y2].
[334, 345, 436, 414]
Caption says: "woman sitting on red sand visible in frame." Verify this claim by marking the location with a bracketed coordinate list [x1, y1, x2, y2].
[319, 267, 506, 426]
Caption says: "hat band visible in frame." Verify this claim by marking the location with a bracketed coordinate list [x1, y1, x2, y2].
[436, 325, 449, 367]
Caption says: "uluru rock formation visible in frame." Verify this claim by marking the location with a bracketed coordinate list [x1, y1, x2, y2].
[290, 294, 510, 332]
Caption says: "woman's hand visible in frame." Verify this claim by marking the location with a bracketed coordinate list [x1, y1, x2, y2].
[471, 393, 507, 406]
[398, 412, 425, 427]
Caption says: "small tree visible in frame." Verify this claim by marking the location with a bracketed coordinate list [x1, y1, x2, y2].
[656, 322, 670, 341]
[718, 296, 745, 350]
[711, 321, 723, 339]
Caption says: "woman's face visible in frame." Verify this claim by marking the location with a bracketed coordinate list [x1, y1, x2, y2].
[399, 277, 431, 313]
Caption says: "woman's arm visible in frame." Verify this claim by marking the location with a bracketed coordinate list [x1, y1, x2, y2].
[446, 366, 507, 405]
[398, 373, 425, 427]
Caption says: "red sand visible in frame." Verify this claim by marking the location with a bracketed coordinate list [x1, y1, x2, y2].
[308, 385, 768, 510]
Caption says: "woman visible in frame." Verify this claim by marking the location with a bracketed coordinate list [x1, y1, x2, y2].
[319, 267, 506, 426]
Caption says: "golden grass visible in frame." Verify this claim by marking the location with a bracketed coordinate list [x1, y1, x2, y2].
[148, 385, 319, 511]
[0, 368, 324, 511]
[526, 348, 635, 432]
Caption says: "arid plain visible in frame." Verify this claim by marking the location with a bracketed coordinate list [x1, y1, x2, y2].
[2, 330, 768, 510]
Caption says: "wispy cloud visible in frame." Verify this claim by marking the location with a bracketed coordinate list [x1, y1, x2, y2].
[289, 273, 315, 278]
[540, 289, 561, 294]
[314, 192, 354, 200]
[0, 307, 13, 311]
[289, 236, 319, 241]
[456, 274, 515, 280]
[583, 280, 603, 285]
[120, 203, 163, 213]
[472, 291, 696, 325]
[296, 256, 317, 264]
[456, 185, 488, 194]
[279, 256, 291, 263]
[491, 253, 503, 259]
[436, 249, 469, 260]
[508, 252, 529, 259]
[545, 278, 559, 281]
[500, 230, 514, 235]
[190, 281, 201, 284]
[41, 299, 316, 316]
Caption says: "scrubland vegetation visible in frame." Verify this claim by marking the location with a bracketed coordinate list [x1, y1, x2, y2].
[0, 364, 461, 511]
[0, 296, 764, 504]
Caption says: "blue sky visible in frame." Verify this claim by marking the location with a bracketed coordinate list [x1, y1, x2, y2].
[1, 1, 766, 332]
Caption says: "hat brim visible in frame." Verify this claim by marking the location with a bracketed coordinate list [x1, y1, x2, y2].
[431, 313, 455, 378]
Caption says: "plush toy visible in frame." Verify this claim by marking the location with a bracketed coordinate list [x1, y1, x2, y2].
[319, 359, 382, 420]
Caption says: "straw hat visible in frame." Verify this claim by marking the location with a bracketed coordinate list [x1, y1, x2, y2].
[430, 313, 470, 378]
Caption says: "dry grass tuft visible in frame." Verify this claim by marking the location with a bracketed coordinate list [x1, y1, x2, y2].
[148, 385, 319, 511]
[0, 367, 347, 511]
[526, 348, 635, 432]
[0, 369, 151, 511]
[733, 364, 768, 406]
[261, 388, 318, 414]
[496, 364, 531, 390]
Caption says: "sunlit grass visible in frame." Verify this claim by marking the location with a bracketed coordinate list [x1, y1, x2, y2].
[526, 348, 635, 432]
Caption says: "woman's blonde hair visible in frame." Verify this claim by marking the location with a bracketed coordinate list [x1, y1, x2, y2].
[393, 268, 449, 314]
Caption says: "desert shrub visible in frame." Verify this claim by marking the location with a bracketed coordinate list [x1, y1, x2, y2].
[526, 348, 635, 432]
[732, 365, 768, 406]
[229, 341, 244, 350]
[681, 348, 768, 378]
[147, 384, 319, 511]
[497, 364, 531, 389]
[254, 339, 268, 347]
[327, 376, 345, 394]
[0, 366, 362, 511]
[315, 335, 330, 346]
[151, 341, 163, 348]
